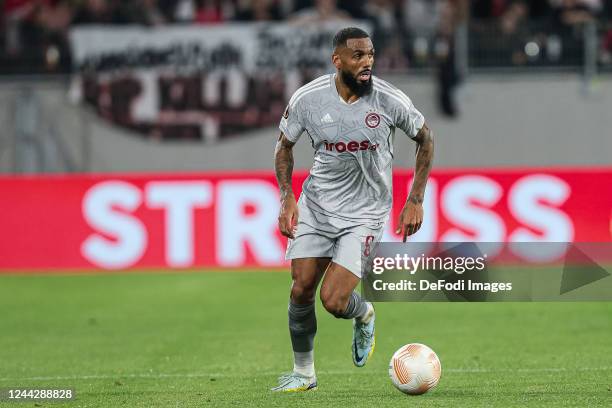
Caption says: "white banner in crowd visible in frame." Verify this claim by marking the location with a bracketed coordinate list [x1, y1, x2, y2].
[68, 22, 370, 142]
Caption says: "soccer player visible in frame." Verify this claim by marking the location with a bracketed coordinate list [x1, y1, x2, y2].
[272, 27, 434, 392]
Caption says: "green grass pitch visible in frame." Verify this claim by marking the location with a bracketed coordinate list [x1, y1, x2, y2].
[0, 271, 610, 407]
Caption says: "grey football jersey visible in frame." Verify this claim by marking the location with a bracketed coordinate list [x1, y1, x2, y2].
[279, 74, 425, 222]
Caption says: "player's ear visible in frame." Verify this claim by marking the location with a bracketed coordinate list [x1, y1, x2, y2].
[332, 53, 341, 70]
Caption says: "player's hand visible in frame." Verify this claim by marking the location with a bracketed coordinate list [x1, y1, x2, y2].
[278, 194, 299, 239]
[395, 200, 423, 242]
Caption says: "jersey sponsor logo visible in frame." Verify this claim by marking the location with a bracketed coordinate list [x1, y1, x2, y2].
[323, 140, 379, 153]
[365, 112, 381, 128]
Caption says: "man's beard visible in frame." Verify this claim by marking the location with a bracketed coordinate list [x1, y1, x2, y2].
[340, 69, 372, 97]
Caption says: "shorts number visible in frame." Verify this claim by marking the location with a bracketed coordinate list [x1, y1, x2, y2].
[364, 235, 374, 257]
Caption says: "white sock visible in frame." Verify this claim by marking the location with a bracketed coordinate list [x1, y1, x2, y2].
[357, 302, 374, 324]
[293, 350, 315, 377]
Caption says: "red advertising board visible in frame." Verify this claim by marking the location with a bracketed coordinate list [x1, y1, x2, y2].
[0, 168, 611, 271]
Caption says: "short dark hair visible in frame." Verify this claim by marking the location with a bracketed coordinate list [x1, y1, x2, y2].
[332, 27, 370, 49]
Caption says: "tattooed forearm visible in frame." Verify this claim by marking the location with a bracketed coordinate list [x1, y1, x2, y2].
[408, 124, 434, 203]
[274, 133, 296, 201]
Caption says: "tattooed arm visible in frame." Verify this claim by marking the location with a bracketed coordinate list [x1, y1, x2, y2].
[275, 133, 299, 239]
[395, 123, 434, 241]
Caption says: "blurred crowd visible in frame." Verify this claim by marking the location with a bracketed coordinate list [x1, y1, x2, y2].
[2, 0, 612, 120]
[2, 0, 612, 72]
[1, 0, 459, 27]
[3, 0, 611, 27]
[471, 1, 612, 66]
[2, 0, 462, 69]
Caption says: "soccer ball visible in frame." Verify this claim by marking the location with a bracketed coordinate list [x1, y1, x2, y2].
[388, 343, 441, 395]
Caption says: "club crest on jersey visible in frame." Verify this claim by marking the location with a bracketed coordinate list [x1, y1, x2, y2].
[365, 112, 381, 128]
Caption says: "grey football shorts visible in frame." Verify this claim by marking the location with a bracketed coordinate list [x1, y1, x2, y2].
[286, 199, 385, 278]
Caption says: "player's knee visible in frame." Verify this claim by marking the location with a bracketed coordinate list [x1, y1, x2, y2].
[320, 292, 347, 318]
[290, 281, 316, 303]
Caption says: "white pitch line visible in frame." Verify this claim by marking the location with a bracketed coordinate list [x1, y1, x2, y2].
[0, 366, 611, 382]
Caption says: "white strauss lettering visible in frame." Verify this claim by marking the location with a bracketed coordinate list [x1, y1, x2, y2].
[81, 179, 285, 269]
[146, 181, 213, 267]
[81, 181, 148, 269]
[79, 174, 574, 270]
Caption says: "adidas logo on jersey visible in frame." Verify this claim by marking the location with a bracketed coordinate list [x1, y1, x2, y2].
[321, 113, 334, 124]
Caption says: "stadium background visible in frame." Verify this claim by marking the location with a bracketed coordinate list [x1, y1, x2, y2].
[0, 1, 611, 407]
